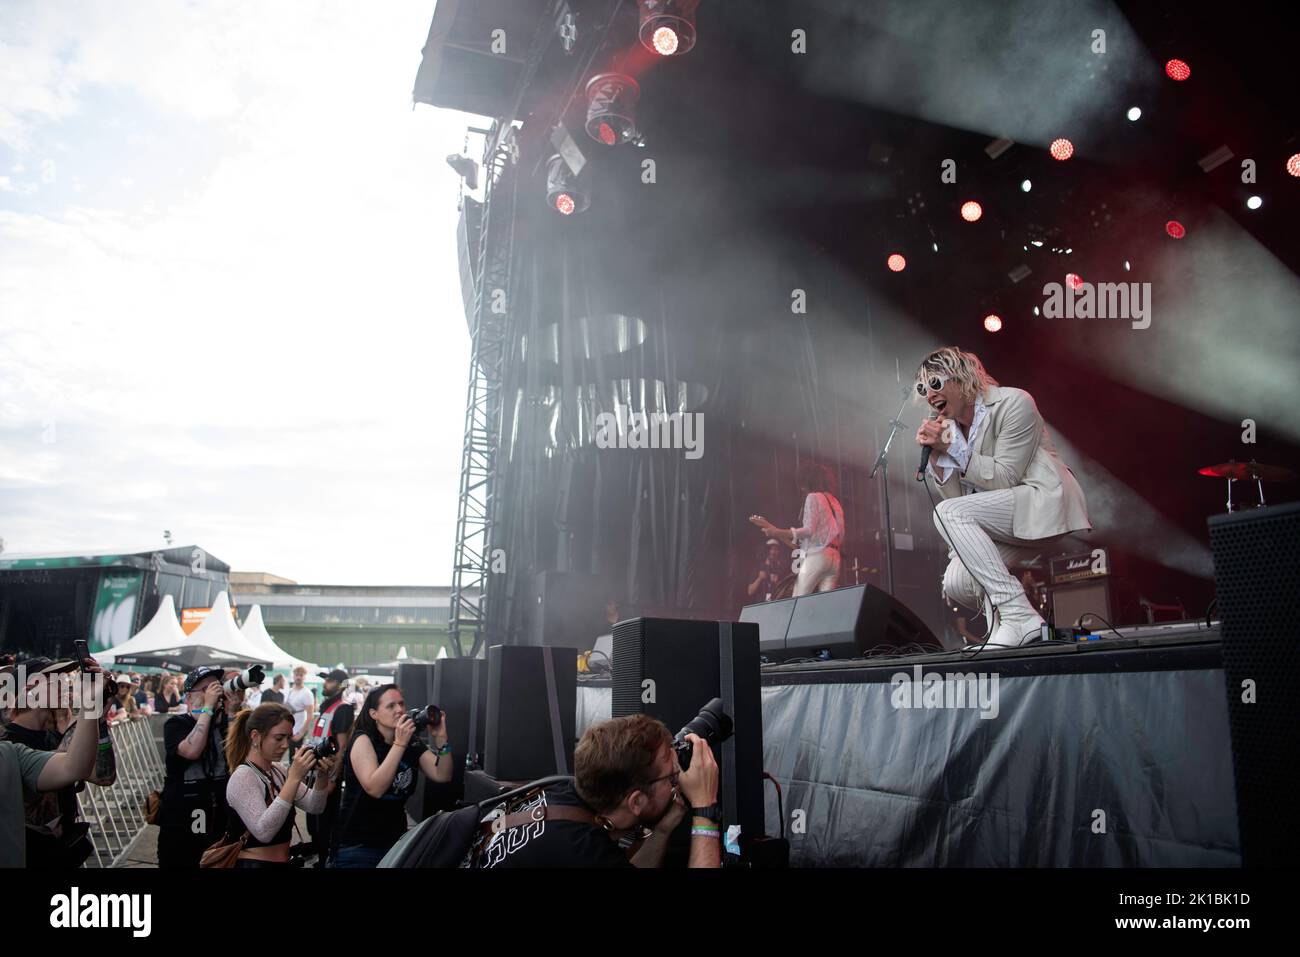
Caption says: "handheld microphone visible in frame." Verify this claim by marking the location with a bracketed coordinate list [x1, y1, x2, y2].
[916, 411, 938, 482]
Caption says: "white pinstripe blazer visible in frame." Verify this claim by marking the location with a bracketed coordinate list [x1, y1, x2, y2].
[933, 385, 1092, 540]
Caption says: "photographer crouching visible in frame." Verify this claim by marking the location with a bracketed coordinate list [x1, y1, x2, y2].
[331, 684, 452, 867]
[157, 666, 243, 868]
[222, 703, 334, 868]
[479, 713, 721, 868]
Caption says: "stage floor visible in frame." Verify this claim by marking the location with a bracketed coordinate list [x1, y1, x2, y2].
[577, 621, 1239, 867]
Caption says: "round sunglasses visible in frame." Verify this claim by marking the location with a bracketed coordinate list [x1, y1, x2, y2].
[914, 373, 949, 397]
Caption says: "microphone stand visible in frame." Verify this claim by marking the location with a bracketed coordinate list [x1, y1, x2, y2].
[869, 391, 910, 599]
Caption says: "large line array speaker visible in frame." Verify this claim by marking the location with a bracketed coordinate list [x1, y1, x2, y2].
[395, 662, 446, 822]
[611, 618, 764, 854]
[1208, 501, 1300, 868]
[525, 570, 609, 649]
[433, 657, 488, 769]
[740, 583, 938, 660]
[484, 644, 577, 781]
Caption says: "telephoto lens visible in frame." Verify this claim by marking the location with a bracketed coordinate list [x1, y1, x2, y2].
[223, 664, 266, 695]
[407, 704, 442, 730]
[673, 698, 733, 770]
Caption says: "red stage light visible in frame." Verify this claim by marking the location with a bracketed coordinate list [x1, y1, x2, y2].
[983, 314, 1002, 333]
[597, 122, 617, 146]
[1287, 154, 1300, 177]
[1066, 272, 1083, 290]
[1165, 59, 1191, 81]
[1049, 139, 1074, 161]
[961, 201, 983, 222]
[1165, 220, 1186, 239]
[887, 253, 906, 272]
[555, 193, 576, 215]
[652, 26, 679, 55]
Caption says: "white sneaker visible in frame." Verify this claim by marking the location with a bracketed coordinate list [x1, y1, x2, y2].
[989, 594, 1044, 648]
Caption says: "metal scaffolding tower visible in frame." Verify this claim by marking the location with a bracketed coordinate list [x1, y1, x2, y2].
[447, 126, 519, 659]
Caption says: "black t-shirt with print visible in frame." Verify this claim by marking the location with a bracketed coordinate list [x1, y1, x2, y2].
[335, 734, 426, 851]
[161, 713, 230, 828]
[479, 780, 633, 869]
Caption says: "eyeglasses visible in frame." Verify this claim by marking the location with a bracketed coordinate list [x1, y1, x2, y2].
[639, 768, 681, 792]
[914, 373, 948, 397]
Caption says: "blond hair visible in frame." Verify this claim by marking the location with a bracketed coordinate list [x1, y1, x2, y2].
[914, 346, 999, 404]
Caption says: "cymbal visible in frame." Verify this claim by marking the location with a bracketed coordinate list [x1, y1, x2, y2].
[1198, 460, 1297, 482]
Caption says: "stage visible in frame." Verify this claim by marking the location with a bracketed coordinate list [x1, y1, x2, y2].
[577, 622, 1239, 867]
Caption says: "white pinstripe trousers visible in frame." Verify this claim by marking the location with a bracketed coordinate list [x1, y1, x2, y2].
[932, 489, 1059, 610]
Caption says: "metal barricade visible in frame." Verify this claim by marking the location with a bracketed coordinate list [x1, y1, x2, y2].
[76, 717, 167, 868]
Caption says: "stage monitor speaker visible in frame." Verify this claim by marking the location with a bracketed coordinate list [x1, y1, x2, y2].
[1049, 579, 1111, 630]
[611, 618, 764, 854]
[738, 595, 797, 656]
[743, 583, 938, 660]
[484, 644, 577, 781]
[1208, 501, 1300, 868]
[526, 571, 610, 649]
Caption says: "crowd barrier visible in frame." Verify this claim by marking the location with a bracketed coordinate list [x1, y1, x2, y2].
[75, 715, 166, 868]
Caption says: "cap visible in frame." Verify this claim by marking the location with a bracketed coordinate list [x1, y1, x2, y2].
[765, 538, 781, 546]
[319, 668, 349, 683]
[183, 666, 222, 694]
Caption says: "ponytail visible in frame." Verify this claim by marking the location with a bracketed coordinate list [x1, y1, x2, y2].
[225, 703, 294, 770]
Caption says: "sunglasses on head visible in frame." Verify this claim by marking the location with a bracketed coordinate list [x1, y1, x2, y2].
[915, 373, 949, 397]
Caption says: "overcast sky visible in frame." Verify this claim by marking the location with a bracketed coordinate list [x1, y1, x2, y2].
[1, 1, 478, 584]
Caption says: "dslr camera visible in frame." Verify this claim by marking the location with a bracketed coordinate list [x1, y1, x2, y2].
[308, 736, 338, 762]
[407, 704, 443, 731]
[673, 697, 733, 770]
[223, 665, 265, 695]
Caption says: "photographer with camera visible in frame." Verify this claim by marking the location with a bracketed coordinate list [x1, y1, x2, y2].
[0, 656, 116, 868]
[302, 668, 353, 866]
[479, 712, 721, 869]
[158, 666, 243, 867]
[331, 684, 451, 867]
[221, 703, 334, 868]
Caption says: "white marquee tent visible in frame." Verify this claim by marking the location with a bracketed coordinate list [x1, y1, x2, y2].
[239, 605, 322, 675]
[186, 591, 274, 665]
[98, 594, 246, 665]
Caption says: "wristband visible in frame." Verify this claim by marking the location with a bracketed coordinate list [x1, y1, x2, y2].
[190, 708, 209, 715]
[690, 826, 721, 839]
[435, 744, 451, 755]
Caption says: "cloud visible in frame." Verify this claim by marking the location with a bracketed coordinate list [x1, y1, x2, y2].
[1, 1, 485, 583]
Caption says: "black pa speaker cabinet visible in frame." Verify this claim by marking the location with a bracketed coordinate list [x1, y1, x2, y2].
[742, 583, 938, 660]
[433, 657, 488, 769]
[526, 571, 610, 649]
[611, 618, 764, 854]
[1208, 501, 1300, 868]
[395, 662, 442, 821]
[484, 644, 577, 781]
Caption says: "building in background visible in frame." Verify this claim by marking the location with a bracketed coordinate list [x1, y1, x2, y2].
[229, 572, 455, 669]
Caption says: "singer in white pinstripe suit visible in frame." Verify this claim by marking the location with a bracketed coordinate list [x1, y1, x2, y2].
[913, 347, 1091, 646]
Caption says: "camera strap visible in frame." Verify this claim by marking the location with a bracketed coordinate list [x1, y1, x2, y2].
[541, 648, 567, 775]
[718, 621, 737, 833]
[467, 659, 481, 767]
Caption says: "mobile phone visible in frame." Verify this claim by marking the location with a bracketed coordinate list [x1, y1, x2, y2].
[72, 639, 92, 671]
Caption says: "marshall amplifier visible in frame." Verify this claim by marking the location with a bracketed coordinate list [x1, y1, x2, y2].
[1049, 548, 1109, 585]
